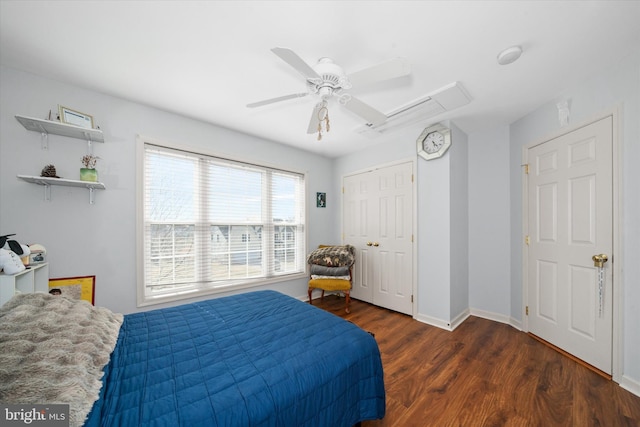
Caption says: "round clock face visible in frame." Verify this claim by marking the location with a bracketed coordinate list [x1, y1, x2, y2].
[423, 131, 445, 154]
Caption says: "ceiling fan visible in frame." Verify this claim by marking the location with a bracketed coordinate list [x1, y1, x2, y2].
[247, 47, 411, 138]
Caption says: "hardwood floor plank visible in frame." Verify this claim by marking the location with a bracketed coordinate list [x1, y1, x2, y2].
[310, 295, 640, 426]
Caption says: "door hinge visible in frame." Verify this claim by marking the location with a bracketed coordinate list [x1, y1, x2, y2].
[526, 306, 529, 316]
[342, 186, 344, 194]
[411, 295, 414, 303]
[411, 174, 414, 183]
[524, 164, 529, 174]
[411, 234, 414, 243]
[525, 235, 530, 245]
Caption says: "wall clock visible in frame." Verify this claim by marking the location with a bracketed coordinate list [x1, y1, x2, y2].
[416, 123, 451, 160]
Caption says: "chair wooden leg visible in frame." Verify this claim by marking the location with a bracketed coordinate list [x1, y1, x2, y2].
[345, 290, 350, 314]
[308, 288, 313, 305]
[321, 290, 325, 301]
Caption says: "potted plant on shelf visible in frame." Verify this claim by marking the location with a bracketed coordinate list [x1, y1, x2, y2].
[80, 154, 100, 182]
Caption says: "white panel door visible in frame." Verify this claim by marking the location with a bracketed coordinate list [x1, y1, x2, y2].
[343, 162, 414, 315]
[527, 116, 613, 374]
[343, 169, 377, 303]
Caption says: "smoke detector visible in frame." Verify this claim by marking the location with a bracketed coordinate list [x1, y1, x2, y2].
[497, 46, 523, 65]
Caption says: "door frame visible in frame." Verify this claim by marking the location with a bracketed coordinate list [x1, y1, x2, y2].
[341, 157, 417, 318]
[521, 107, 622, 382]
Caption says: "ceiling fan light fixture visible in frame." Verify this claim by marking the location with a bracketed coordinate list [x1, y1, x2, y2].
[497, 46, 522, 65]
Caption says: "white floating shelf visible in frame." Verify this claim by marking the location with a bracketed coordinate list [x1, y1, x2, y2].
[15, 114, 104, 144]
[17, 175, 106, 204]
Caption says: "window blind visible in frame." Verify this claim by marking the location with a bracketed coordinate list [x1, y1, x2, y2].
[142, 143, 305, 302]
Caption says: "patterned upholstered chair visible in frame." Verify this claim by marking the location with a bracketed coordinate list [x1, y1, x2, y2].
[307, 245, 356, 313]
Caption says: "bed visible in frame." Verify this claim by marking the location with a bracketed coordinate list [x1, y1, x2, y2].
[0, 290, 385, 427]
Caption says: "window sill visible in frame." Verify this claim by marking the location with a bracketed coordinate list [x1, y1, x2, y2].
[137, 272, 308, 308]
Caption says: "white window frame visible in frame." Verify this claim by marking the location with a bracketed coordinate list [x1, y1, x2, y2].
[136, 136, 307, 307]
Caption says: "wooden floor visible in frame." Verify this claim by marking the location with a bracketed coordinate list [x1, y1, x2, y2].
[312, 295, 640, 427]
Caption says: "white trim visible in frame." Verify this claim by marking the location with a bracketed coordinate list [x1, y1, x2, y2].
[521, 145, 529, 332]
[611, 105, 623, 384]
[341, 157, 417, 317]
[137, 273, 308, 308]
[619, 375, 640, 398]
[414, 313, 454, 331]
[136, 135, 145, 308]
[469, 308, 522, 330]
[450, 308, 471, 330]
[411, 158, 417, 319]
[509, 317, 523, 331]
[342, 156, 416, 180]
[521, 107, 622, 383]
[135, 134, 308, 308]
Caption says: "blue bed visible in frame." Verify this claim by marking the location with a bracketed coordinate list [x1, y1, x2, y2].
[85, 290, 385, 426]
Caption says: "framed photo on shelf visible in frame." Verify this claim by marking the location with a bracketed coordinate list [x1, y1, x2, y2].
[58, 105, 94, 129]
[49, 275, 95, 305]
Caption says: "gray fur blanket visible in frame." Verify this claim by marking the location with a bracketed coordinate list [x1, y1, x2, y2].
[0, 293, 123, 427]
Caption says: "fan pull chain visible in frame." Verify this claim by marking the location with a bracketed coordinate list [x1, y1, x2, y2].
[317, 105, 330, 141]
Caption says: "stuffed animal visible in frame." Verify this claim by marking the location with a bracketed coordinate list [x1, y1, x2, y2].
[0, 234, 29, 274]
[0, 248, 26, 275]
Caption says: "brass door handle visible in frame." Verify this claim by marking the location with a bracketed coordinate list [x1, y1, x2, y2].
[366, 242, 373, 246]
[592, 254, 608, 268]
[373, 242, 379, 247]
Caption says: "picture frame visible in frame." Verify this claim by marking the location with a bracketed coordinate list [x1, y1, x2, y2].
[316, 192, 326, 208]
[49, 275, 95, 305]
[58, 105, 94, 129]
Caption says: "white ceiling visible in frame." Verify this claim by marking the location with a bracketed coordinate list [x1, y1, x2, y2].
[1, 1, 639, 158]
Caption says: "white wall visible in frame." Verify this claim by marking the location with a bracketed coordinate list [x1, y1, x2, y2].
[508, 51, 640, 390]
[0, 66, 335, 314]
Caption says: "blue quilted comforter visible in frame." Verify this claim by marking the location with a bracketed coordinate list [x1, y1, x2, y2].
[85, 290, 385, 426]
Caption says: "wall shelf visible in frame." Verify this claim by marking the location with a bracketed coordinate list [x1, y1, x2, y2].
[15, 114, 104, 149]
[17, 175, 106, 204]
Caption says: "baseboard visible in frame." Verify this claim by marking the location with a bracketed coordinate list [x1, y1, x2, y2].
[414, 313, 454, 331]
[469, 307, 522, 331]
[450, 308, 471, 330]
[620, 374, 640, 398]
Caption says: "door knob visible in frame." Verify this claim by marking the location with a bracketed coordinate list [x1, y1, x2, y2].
[373, 242, 379, 247]
[592, 254, 608, 268]
[366, 242, 373, 246]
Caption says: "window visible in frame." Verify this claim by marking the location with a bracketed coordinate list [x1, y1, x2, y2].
[139, 141, 306, 305]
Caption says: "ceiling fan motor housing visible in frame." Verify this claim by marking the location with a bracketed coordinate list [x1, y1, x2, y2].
[309, 58, 351, 95]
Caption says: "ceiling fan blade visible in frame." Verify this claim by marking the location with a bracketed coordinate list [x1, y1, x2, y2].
[340, 96, 387, 126]
[347, 58, 411, 87]
[307, 101, 327, 134]
[271, 47, 321, 81]
[246, 92, 308, 108]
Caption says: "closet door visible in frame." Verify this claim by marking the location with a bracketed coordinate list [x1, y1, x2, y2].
[343, 161, 414, 315]
[343, 169, 377, 303]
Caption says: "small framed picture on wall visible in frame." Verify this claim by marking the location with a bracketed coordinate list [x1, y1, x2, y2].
[316, 192, 326, 208]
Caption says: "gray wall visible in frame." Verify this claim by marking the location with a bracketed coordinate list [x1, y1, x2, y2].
[468, 125, 512, 321]
[2, 47, 638, 390]
[508, 51, 640, 389]
[0, 66, 334, 314]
